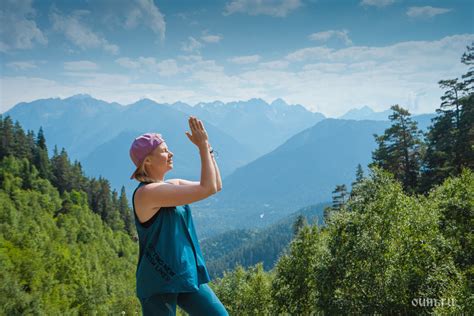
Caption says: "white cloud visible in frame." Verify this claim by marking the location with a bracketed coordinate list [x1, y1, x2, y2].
[6, 61, 38, 71]
[155, 59, 181, 76]
[125, 0, 166, 40]
[50, 9, 119, 54]
[309, 30, 353, 45]
[64, 61, 98, 71]
[258, 60, 289, 69]
[360, 0, 395, 8]
[0, 0, 47, 52]
[228, 55, 261, 64]
[103, 43, 119, 55]
[224, 0, 302, 17]
[406, 6, 452, 18]
[115, 57, 181, 76]
[62, 72, 131, 88]
[176, 55, 224, 75]
[201, 35, 223, 43]
[184, 34, 473, 116]
[116, 57, 141, 70]
[285, 47, 333, 62]
[302, 63, 347, 72]
[173, 9, 207, 28]
[181, 37, 203, 53]
[1, 76, 70, 113]
[180, 56, 224, 73]
[178, 55, 203, 62]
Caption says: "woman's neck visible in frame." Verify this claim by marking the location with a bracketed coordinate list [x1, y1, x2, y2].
[147, 178, 164, 183]
[145, 168, 165, 183]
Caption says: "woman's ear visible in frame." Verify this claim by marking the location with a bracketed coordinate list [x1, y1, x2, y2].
[143, 157, 152, 166]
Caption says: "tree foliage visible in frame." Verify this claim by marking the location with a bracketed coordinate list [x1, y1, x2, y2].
[0, 115, 136, 237]
[217, 169, 472, 314]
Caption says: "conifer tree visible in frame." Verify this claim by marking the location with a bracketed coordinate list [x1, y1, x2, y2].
[50, 147, 74, 194]
[331, 184, 347, 210]
[350, 164, 365, 198]
[324, 184, 348, 223]
[421, 45, 474, 191]
[371, 105, 423, 192]
[119, 186, 135, 236]
[33, 127, 52, 180]
[352, 164, 364, 187]
[292, 214, 308, 236]
[0, 116, 15, 159]
[12, 121, 33, 160]
[461, 42, 474, 92]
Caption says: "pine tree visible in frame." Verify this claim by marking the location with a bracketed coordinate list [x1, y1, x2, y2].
[331, 184, 347, 210]
[70, 160, 88, 192]
[324, 184, 348, 223]
[37, 127, 47, 150]
[350, 164, 365, 199]
[108, 189, 125, 231]
[0, 116, 15, 159]
[461, 42, 474, 92]
[458, 94, 474, 170]
[292, 214, 308, 236]
[371, 105, 423, 193]
[118, 186, 135, 236]
[26, 130, 36, 157]
[352, 163, 364, 187]
[50, 147, 73, 194]
[421, 45, 474, 191]
[33, 127, 52, 180]
[12, 121, 33, 160]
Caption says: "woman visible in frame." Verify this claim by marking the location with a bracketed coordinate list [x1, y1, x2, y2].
[129, 116, 228, 315]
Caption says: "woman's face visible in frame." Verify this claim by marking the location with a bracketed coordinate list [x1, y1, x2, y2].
[145, 142, 174, 173]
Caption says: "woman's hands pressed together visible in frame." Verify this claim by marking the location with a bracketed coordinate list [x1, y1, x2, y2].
[185, 116, 209, 150]
[184, 116, 222, 192]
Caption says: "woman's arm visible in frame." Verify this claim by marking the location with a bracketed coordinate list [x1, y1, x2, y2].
[167, 144, 222, 191]
[167, 166, 221, 191]
[209, 145, 222, 191]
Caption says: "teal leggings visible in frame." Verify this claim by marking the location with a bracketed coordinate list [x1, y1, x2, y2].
[139, 283, 229, 316]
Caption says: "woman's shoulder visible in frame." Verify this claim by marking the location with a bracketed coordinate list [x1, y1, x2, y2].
[135, 182, 188, 208]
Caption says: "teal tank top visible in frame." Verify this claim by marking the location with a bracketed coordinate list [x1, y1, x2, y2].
[132, 181, 211, 299]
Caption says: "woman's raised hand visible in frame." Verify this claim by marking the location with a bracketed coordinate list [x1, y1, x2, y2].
[185, 116, 209, 149]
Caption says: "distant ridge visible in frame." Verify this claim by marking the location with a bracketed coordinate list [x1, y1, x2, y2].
[201, 202, 327, 278]
[339, 105, 392, 121]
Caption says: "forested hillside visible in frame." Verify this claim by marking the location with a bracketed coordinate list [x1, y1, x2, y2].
[0, 119, 141, 313]
[211, 168, 472, 315]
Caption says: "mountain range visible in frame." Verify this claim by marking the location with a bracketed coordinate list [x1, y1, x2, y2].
[3, 95, 435, 238]
[4, 95, 325, 199]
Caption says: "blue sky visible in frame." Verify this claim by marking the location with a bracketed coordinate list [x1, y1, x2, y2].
[1, 0, 473, 116]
